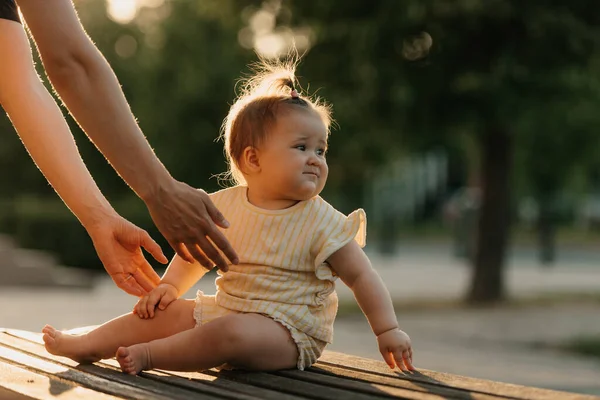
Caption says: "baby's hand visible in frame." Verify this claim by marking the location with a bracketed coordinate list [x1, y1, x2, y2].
[134, 283, 178, 319]
[376, 328, 415, 371]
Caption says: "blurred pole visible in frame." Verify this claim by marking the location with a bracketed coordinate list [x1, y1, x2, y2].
[537, 197, 557, 266]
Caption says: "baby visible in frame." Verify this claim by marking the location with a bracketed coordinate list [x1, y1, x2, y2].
[42, 58, 414, 375]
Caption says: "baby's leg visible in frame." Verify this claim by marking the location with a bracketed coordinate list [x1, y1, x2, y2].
[117, 313, 298, 374]
[43, 299, 196, 363]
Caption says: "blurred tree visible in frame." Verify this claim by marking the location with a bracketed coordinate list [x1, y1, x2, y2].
[515, 88, 600, 265]
[284, 1, 600, 303]
[3, 0, 600, 298]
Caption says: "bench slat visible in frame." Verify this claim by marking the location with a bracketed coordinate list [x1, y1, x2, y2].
[0, 360, 118, 400]
[0, 385, 37, 400]
[0, 344, 169, 400]
[217, 369, 395, 400]
[2, 329, 597, 400]
[279, 365, 498, 400]
[3, 330, 301, 400]
[0, 330, 264, 400]
[107, 360, 304, 400]
[319, 351, 596, 400]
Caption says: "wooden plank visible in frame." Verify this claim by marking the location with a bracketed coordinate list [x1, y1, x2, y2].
[115, 363, 306, 400]
[319, 351, 599, 400]
[0, 385, 37, 400]
[0, 330, 244, 400]
[0, 360, 119, 400]
[277, 368, 452, 400]
[0, 342, 178, 400]
[3, 330, 297, 400]
[278, 365, 499, 400]
[5, 329, 595, 400]
[216, 369, 394, 400]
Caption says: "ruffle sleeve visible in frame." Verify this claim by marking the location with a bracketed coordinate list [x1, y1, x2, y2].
[314, 208, 367, 281]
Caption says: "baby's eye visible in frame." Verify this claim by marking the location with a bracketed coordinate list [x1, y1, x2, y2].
[295, 145, 306, 151]
[317, 148, 327, 156]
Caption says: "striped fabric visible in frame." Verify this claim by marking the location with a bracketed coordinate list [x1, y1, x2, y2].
[208, 186, 366, 343]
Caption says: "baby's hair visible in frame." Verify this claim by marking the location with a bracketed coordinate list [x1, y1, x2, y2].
[219, 56, 332, 186]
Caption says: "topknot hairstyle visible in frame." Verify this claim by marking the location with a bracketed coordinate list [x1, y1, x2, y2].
[220, 57, 332, 186]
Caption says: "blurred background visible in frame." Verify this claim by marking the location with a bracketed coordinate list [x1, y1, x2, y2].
[1, 0, 600, 395]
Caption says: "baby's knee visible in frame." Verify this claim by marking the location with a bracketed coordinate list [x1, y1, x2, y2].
[213, 315, 249, 350]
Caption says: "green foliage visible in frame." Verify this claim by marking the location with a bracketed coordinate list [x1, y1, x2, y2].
[3, 0, 600, 272]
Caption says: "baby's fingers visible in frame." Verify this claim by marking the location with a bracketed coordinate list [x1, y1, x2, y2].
[135, 297, 149, 319]
[380, 350, 395, 369]
[393, 349, 415, 372]
[402, 349, 415, 371]
[158, 291, 176, 311]
[146, 290, 162, 318]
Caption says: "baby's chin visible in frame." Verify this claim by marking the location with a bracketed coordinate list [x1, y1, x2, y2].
[283, 180, 325, 201]
[294, 186, 323, 201]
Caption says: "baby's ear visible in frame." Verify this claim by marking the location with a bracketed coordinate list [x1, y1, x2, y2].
[241, 146, 261, 174]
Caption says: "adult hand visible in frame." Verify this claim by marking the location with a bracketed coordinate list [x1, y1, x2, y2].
[88, 214, 167, 297]
[144, 180, 238, 272]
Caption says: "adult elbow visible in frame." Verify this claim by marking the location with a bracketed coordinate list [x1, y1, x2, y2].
[42, 47, 101, 89]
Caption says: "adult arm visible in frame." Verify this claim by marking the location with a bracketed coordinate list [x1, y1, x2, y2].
[16, 0, 238, 271]
[0, 18, 164, 296]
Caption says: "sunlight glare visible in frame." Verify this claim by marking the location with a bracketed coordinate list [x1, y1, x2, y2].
[254, 32, 287, 59]
[249, 10, 276, 36]
[108, 0, 138, 24]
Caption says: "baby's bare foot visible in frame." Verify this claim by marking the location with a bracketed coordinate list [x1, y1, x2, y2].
[116, 344, 151, 375]
[42, 325, 98, 364]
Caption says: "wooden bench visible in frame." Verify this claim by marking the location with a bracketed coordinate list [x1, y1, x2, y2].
[0, 328, 596, 400]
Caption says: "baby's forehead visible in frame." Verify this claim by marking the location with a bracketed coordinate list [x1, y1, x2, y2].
[275, 106, 328, 129]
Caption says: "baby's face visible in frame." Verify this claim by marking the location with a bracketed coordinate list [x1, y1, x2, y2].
[256, 108, 329, 202]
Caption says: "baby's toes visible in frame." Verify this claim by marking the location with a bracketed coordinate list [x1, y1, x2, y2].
[42, 325, 56, 337]
[116, 347, 135, 374]
[42, 333, 55, 347]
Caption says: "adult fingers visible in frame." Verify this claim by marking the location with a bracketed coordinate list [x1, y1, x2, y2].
[171, 241, 196, 264]
[132, 264, 159, 293]
[198, 192, 238, 265]
[99, 248, 144, 296]
[138, 261, 161, 287]
[139, 230, 168, 264]
[194, 236, 228, 272]
[205, 225, 238, 266]
[113, 273, 144, 297]
[202, 192, 230, 229]
[183, 242, 213, 270]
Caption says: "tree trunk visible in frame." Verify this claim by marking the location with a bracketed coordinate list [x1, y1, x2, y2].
[467, 129, 512, 304]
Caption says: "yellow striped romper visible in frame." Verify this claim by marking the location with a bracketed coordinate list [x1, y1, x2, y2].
[193, 186, 366, 369]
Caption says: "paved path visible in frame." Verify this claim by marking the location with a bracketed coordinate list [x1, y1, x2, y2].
[1, 243, 599, 395]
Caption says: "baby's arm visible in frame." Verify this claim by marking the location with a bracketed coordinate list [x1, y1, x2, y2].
[135, 255, 211, 318]
[161, 254, 210, 296]
[328, 241, 414, 371]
